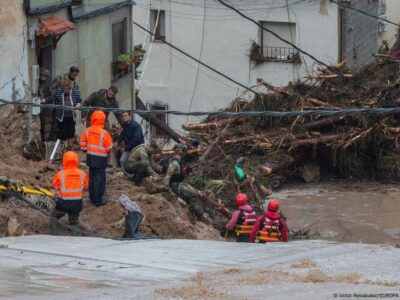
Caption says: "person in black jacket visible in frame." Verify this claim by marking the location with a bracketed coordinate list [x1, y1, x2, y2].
[118, 111, 144, 176]
[45, 75, 81, 149]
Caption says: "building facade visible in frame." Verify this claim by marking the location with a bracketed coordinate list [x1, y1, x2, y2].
[132, 0, 380, 140]
[1, 0, 135, 143]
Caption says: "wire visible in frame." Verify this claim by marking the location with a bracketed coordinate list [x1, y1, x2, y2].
[214, 0, 386, 101]
[330, 0, 400, 27]
[133, 21, 257, 94]
[185, 0, 207, 123]
[3, 98, 400, 118]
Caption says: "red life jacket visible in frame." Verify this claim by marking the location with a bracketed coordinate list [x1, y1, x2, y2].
[256, 216, 282, 243]
[235, 209, 257, 236]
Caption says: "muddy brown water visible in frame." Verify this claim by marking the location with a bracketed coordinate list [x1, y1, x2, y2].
[273, 182, 400, 245]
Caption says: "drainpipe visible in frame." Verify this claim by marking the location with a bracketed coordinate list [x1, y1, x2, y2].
[129, 4, 135, 111]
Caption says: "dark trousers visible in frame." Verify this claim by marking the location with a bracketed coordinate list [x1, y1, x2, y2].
[236, 235, 250, 243]
[89, 167, 106, 205]
[124, 211, 144, 239]
[50, 207, 80, 236]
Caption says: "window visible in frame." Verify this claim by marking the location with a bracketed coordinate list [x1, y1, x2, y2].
[150, 10, 166, 42]
[260, 21, 299, 63]
[150, 103, 168, 139]
[112, 18, 128, 78]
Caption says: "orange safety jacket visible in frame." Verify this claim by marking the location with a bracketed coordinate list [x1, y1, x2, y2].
[235, 210, 257, 236]
[256, 216, 282, 243]
[53, 169, 87, 200]
[80, 126, 113, 157]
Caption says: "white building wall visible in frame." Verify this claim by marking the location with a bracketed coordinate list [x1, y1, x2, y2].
[0, 0, 29, 102]
[133, 0, 338, 135]
[380, 0, 400, 47]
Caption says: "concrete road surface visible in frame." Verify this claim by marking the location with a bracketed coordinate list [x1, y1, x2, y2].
[0, 236, 399, 299]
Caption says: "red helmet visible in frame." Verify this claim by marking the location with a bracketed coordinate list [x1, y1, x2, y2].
[267, 199, 280, 212]
[235, 193, 248, 206]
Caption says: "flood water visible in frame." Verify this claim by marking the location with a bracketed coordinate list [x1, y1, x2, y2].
[273, 182, 400, 245]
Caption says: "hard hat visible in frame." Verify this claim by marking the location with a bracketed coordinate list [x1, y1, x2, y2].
[267, 199, 280, 212]
[235, 193, 247, 206]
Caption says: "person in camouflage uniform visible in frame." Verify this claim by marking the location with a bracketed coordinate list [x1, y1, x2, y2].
[125, 143, 161, 185]
[81, 86, 122, 129]
[160, 145, 204, 221]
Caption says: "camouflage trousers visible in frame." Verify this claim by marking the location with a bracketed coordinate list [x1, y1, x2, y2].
[171, 182, 204, 220]
[125, 161, 150, 185]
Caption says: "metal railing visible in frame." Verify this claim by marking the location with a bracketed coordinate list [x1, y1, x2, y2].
[262, 46, 299, 63]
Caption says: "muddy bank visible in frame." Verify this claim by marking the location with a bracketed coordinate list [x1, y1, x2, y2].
[277, 181, 400, 245]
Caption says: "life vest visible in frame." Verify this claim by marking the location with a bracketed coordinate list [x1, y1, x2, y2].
[58, 169, 85, 200]
[256, 216, 282, 243]
[235, 209, 257, 236]
[83, 127, 112, 157]
[160, 156, 187, 183]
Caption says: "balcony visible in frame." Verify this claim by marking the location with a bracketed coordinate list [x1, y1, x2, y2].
[262, 46, 300, 63]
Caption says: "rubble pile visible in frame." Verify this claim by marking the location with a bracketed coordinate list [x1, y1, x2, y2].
[181, 59, 400, 215]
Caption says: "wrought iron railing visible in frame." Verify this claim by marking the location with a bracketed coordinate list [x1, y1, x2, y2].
[262, 46, 300, 63]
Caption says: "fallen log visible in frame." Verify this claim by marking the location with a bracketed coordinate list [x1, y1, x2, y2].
[286, 133, 349, 148]
[256, 78, 290, 96]
[259, 157, 295, 175]
[135, 96, 183, 144]
[197, 189, 232, 218]
[307, 74, 353, 79]
[301, 116, 345, 130]
[307, 97, 340, 109]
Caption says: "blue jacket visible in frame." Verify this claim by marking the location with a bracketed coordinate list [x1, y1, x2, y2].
[118, 119, 144, 152]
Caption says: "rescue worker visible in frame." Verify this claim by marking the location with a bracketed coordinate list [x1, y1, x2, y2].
[249, 199, 288, 243]
[225, 193, 257, 242]
[81, 86, 122, 129]
[159, 145, 204, 221]
[124, 143, 161, 185]
[50, 151, 88, 236]
[117, 111, 144, 176]
[80, 111, 113, 206]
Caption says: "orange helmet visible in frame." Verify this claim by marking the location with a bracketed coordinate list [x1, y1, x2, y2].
[235, 193, 248, 206]
[267, 199, 280, 212]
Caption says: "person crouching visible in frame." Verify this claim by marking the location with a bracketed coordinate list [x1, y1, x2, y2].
[225, 193, 257, 242]
[249, 199, 288, 243]
[50, 151, 88, 236]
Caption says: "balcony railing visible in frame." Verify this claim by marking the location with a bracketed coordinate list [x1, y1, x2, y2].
[262, 46, 300, 63]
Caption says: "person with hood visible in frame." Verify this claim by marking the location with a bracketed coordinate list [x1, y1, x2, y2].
[50, 151, 88, 236]
[80, 111, 113, 206]
[225, 193, 257, 242]
[38, 68, 57, 141]
[249, 199, 288, 243]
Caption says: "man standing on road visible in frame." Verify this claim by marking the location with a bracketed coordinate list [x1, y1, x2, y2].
[80, 111, 113, 207]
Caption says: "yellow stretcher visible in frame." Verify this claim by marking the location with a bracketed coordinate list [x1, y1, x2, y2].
[0, 178, 55, 210]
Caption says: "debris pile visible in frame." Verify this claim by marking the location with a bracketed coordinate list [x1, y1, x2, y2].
[178, 59, 400, 216]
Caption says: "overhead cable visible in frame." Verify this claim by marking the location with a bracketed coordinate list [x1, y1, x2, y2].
[2, 98, 400, 118]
